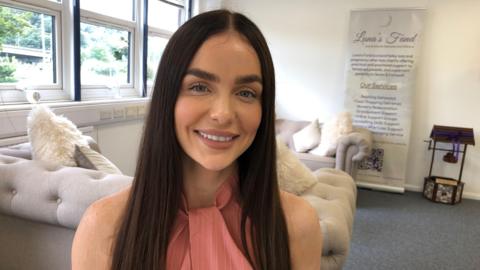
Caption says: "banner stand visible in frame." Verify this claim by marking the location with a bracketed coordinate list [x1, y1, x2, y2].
[344, 8, 426, 192]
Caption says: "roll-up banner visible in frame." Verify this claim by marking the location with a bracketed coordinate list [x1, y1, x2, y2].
[344, 9, 425, 192]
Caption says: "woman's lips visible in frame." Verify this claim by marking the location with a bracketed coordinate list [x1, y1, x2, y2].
[195, 130, 238, 149]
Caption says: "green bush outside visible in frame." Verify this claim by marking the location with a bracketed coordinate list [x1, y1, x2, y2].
[0, 57, 17, 83]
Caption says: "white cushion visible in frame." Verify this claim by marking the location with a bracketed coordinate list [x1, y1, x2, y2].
[74, 145, 122, 175]
[291, 119, 321, 152]
[276, 137, 317, 195]
[310, 111, 353, 156]
[27, 105, 89, 166]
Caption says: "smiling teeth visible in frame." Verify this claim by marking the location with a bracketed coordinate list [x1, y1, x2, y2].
[199, 131, 234, 142]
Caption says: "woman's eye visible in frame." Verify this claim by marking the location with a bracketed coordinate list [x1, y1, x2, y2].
[237, 90, 257, 100]
[188, 83, 209, 93]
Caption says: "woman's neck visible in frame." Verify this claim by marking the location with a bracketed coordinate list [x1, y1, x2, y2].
[182, 157, 237, 209]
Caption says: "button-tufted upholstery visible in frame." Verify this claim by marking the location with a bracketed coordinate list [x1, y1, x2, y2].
[297, 168, 356, 270]
[0, 152, 132, 270]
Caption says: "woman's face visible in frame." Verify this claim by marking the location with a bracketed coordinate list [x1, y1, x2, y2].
[174, 31, 263, 172]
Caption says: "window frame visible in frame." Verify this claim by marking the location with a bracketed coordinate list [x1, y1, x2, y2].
[79, 2, 140, 100]
[0, 0, 68, 103]
[0, 0, 192, 104]
[145, 0, 188, 96]
[79, 16, 137, 93]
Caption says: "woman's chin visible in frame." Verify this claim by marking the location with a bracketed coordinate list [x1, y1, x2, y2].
[199, 162, 234, 173]
[181, 150, 239, 175]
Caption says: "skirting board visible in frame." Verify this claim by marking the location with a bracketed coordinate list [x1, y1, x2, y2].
[357, 182, 480, 200]
[404, 184, 480, 201]
[356, 181, 405, 194]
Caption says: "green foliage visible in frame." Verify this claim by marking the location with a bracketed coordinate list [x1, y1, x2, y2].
[80, 51, 87, 64]
[0, 57, 17, 83]
[93, 66, 113, 76]
[79, 23, 130, 81]
[111, 36, 128, 61]
[147, 66, 154, 80]
[80, 32, 87, 48]
[0, 6, 32, 50]
[9, 20, 52, 49]
[3, 9, 52, 50]
[90, 47, 108, 62]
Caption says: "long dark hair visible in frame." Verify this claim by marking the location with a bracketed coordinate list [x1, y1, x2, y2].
[111, 10, 291, 270]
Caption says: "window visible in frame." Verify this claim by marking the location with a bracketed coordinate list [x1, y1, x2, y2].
[146, 0, 187, 94]
[81, 0, 133, 21]
[81, 23, 131, 86]
[0, 0, 64, 103]
[79, 0, 137, 99]
[148, 0, 184, 32]
[0, 6, 56, 84]
[0, 0, 190, 104]
[146, 34, 168, 83]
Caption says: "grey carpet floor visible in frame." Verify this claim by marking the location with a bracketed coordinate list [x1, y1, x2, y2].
[344, 188, 480, 270]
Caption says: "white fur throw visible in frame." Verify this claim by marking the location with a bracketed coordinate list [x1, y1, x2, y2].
[27, 105, 89, 166]
[276, 137, 317, 195]
[292, 119, 321, 153]
[310, 111, 353, 157]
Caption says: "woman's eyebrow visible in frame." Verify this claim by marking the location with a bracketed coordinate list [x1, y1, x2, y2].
[235, 75, 262, 85]
[185, 68, 219, 82]
[185, 68, 262, 84]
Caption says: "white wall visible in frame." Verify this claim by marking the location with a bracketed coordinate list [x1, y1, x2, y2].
[218, 0, 480, 198]
[95, 120, 144, 177]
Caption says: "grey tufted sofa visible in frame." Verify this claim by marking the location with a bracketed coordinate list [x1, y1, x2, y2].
[0, 142, 355, 270]
[0, 146, 132, 270]
[276, 118, 373, 180]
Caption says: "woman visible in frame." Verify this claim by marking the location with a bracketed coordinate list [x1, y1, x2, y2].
[72, 10, 322, 270]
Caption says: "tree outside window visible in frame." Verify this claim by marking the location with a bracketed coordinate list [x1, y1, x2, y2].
[0, 6, 55, 84]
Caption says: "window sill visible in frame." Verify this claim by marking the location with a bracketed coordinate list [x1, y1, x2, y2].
[0, 97, 150, 139]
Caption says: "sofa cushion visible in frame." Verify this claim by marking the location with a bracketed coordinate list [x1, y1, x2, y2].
[27, 105, 90, 166]
[74, 145, 122, 175]
[295, 152, 335, 171]
[310, 111, 353, 156]
[292, 119, 321, 152]
[275, 119, 309, 149]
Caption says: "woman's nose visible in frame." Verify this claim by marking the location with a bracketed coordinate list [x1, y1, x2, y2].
[209, 95, 234, 125]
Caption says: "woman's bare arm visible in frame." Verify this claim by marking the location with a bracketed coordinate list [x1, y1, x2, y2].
[281, 191, 323, 270]
[72, 188, 129, 270]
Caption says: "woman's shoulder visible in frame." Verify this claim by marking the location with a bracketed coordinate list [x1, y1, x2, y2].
[279, 191, 319, 238]
[71, 186, 131, 269]
[280, 191, 322, 269]
[78, 186, 131, 236]
[86, 186, 131, 223]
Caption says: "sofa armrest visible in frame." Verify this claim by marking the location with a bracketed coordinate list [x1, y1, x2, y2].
[341, 128, 372, 161]
[335, 128, 372, 174]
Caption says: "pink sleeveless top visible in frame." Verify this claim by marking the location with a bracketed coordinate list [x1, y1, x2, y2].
[166, 176, 255, 270]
